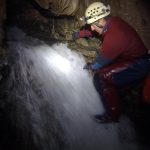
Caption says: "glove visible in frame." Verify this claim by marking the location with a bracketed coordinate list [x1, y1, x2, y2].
[91, 62, 102, 70]
[72, 32, 79, 40]
[83, 62, 92, 70]
[83, 62, 102, 70]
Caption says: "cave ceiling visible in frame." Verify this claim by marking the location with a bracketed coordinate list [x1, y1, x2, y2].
[34, 0, 99, 17]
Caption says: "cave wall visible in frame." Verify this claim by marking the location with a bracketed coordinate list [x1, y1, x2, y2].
[0, 0, 6, 48]
[0, 0, 6, 58]
[108, 0, 150, 50]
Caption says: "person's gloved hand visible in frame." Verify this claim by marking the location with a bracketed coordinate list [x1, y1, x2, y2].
[83, 62, 95, 76]
[83, 62, 102, 70]
[91, 62, 102, 70]
[72, 32, 79, 40]
[83, 62, 92, 70]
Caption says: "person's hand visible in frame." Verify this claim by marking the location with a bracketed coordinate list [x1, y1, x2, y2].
[83, 62, 95, 76]
[84, 62, 102, 70]
[83, 62, 92, 70]
[72, 32, 79, 40]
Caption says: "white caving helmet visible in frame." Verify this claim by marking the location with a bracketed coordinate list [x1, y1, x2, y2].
[83, 2, 110, 24]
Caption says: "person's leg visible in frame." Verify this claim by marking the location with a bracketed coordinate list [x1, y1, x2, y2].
[93, 58, 150, 123]
[93, 73, 121, 122]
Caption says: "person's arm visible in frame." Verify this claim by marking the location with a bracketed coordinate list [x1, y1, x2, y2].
[78, 29, 93, 38]
[91, 54, 112, 70]
[83, 54, 112, 70]
[91, 30, 125, 70]
[73, 29, 93, 39]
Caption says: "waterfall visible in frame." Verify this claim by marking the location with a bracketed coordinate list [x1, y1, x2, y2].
[0, 27, 141, 150]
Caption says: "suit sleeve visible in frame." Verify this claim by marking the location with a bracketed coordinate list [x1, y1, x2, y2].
[78, 29, 93, 38]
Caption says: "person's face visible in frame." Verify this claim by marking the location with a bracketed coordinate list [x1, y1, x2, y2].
[91, 18, 106, 35]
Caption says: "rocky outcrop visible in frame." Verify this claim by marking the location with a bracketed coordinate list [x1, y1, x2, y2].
[34, 0, 97, 17]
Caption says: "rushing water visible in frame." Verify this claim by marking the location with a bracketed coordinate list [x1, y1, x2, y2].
[0, 27, 143, 150]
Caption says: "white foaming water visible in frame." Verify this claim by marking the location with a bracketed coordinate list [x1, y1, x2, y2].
[6, 27, 140, 150]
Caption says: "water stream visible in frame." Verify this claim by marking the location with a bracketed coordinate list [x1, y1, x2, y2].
[0, 27, 143, 150]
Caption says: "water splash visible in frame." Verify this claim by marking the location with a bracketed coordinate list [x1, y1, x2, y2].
[2, 27, 141, 150]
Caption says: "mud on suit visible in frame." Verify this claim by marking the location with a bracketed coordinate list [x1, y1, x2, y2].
[78, 16, 150, 120]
